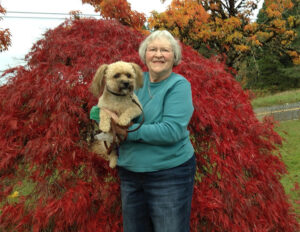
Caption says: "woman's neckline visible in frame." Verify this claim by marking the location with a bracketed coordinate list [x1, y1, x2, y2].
[148, 72, 173, 84]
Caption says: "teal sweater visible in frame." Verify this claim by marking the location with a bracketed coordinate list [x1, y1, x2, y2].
[90, 72, 194, 172]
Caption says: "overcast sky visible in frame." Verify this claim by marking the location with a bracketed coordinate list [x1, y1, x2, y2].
[0, 0, 171, 74]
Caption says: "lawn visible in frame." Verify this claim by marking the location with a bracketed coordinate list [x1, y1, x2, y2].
[275, 119, 300, 216]
[252, 89, 300, 217]
[251, 88, 300, 108]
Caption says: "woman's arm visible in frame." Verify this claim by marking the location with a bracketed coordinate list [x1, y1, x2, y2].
[127, 80, 194, 145]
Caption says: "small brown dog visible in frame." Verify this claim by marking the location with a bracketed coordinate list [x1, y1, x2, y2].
[90, 61, 144, 168]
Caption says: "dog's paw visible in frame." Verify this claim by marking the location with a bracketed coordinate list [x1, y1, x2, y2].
[109, 154, 118, 169]
[99, 122, 110, 132]
[117, 116, 131, 126]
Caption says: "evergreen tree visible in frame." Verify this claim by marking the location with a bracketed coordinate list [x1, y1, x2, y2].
[244, 0, 300, 91]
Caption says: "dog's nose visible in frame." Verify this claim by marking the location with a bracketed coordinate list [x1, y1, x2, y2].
[122, 81, 130, 88]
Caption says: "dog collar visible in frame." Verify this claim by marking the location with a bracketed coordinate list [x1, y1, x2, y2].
[106, 87, 127, 96]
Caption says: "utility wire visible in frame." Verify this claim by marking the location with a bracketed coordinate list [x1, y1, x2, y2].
[6, 10, 100, 17]
[3, 16, 69, 20]
[2, 10, 101, 20]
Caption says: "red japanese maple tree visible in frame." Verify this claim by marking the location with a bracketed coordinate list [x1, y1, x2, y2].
[0, 18, 298, 231]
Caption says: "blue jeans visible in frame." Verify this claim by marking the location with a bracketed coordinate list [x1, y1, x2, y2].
[118, 155, 196, 232]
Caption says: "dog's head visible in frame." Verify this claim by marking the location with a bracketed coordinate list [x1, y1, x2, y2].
[90, 61, 144, 97]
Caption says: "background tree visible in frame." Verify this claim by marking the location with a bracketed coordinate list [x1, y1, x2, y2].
[0, 4, 11, 52]
[285, 0, 300, 57]
[241, 0, 300, 91]
[81, 0, 300, 91]
[0, 18, 298, 231]
[81, 0, 146, 30]
[148, 0, 299, 74]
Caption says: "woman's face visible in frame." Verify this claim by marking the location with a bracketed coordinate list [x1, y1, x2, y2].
[145, 37, 174, 82]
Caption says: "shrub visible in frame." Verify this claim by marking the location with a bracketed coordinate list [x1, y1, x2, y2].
[0, 18, 298, 231]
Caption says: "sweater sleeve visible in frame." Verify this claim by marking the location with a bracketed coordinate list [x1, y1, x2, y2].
[127, 79, 194, 145]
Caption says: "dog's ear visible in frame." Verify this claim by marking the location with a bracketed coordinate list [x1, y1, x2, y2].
[89, 64, 108, 97]
[131, 63, 144, 89]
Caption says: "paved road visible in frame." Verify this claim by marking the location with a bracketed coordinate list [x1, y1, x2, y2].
[254, 102, 300, 121]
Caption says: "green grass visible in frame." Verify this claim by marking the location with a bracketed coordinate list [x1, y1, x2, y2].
[252, 90, 300, 216]
[251, 88, 300, 108]
[6, 179, 36, 205]
[221, 83, 300, 218]
[275, 120, 300, 216]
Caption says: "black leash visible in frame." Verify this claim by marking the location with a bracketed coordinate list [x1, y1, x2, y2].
[127, 96, 144, 133]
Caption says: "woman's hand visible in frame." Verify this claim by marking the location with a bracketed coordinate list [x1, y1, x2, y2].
[102, 108, 132, 141]
[102, 108, 119, 122]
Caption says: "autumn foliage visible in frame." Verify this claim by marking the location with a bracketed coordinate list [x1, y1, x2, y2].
[0, 19, 299, 231]
[0, 4, 11, 52]
[149, 0, 300, 67]
[82, 0, 146, 30]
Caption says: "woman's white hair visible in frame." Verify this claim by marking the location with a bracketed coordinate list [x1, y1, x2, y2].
[138, 30, 182, 66]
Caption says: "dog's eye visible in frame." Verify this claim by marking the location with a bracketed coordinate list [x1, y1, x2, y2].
[126, 73, 132, 78]
[114, 73, 121, 78]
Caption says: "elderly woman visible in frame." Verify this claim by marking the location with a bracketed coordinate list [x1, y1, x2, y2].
[90, 30, 195, 232]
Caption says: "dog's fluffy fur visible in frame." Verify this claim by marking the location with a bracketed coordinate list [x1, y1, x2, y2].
[90, 61, 143, 168]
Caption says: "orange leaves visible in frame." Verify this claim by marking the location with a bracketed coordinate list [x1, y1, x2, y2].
[148, 0, 299, 69]
[283, 29, 297, 40]
[287, 16, 296, 28]
[149, 0, 257, 65]
[244, 22, 259, 32]
[256, 31, 273, 42]
[287, 50, 298, 57]
[287, 51, 300, 65]
[0, 29, 11, 52]
[82, 0, 146, 30]
[216, 17, 242, 31]
[264, 0, 294, 19]
[0, 4, 6, 14]
[249, 36, 263, 46]
[214, 17, 243, 43]
[265, 0, 294, 12]
[210, 2, 220, 11]
[292, 56, 300, 65]
[82, 0, 298, 68]
[271, 18, 286, 30]
[226, 31, 243, 43]
[148, 0, 209, 37]
[234, 44, 250, 52]
[0, 4, 11, 52]
[266, 7, 283, 18]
